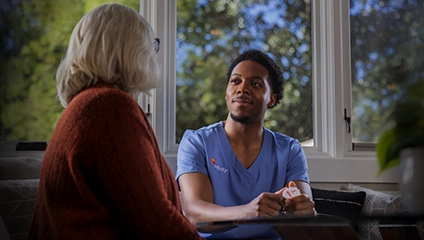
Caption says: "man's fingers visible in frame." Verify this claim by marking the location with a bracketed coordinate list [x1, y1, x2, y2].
[274, 187, 285, 195]
[285, 195, 315, 212]
[265, 192, 283, 201]
[285, 194, 309, 206]
[257, 193, 284, 213]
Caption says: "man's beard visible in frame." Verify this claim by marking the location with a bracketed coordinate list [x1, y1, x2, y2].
[230, 113, 250, 124]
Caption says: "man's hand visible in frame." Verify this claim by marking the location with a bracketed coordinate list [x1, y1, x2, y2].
[241, 192, 284, 219]
[280, 181, 317, 216]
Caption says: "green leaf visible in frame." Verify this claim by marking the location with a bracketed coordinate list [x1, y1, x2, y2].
[376, 129, 400, 174]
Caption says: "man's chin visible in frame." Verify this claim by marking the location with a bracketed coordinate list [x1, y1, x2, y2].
[230, 113, 250, 123]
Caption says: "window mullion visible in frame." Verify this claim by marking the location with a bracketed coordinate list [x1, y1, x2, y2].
[312, 0, 351, 158]
[140, 0, 178, 155]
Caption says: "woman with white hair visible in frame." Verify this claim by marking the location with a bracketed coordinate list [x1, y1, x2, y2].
[28, 3, 204, 239]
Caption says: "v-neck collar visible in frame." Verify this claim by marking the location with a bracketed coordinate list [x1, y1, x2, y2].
[219, 121, 269, 178]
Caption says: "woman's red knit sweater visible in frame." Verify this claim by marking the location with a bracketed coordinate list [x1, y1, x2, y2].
[27, 84, 203, 239]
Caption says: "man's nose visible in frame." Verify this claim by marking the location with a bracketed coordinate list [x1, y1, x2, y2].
[237, 82, 249, 95]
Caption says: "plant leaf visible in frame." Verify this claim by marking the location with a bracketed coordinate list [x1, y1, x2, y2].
[376, 129, 400, 175]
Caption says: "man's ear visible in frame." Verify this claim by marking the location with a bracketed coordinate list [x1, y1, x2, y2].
[268, 93, 277, 108]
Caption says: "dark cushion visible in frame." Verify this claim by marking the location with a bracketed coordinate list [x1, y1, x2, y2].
[0, 216, 11, 240]
[312, 188, 366, 231]
[0, 157, 42, 180]
[0, 179, 39, 240]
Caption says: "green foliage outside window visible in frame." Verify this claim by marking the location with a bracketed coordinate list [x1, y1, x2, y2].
[2, 0, 423, 147]
[175, 0, 313, 143]
[0, 0, 139, 141]
[350, 0, 424, 143]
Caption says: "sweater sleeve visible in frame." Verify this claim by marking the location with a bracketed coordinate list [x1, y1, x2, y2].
[83, 90, 203, 239]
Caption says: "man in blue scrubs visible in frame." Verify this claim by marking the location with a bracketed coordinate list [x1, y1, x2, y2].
[176, 50, 316, 239]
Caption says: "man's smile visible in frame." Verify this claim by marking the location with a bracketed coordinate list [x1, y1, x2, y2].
[232, 96, 253, 106]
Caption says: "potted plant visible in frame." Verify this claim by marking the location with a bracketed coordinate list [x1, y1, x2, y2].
[376, 80, 424, 214]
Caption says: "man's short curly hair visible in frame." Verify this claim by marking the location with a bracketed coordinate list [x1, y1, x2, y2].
[226, 49, 284, 108]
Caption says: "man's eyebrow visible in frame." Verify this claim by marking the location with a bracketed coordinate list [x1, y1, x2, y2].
[251, 76, 265, 81]
[230, 73, 264, 81]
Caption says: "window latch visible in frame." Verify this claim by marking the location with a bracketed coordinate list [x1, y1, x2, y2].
[146, 104, 151, 117]
[344, 108, 351, 133]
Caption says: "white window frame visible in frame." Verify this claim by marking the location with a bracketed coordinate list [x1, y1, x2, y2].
[140, 0, 399, 183]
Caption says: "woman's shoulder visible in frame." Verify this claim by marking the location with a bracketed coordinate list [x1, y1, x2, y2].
[70, 84, 137, 109]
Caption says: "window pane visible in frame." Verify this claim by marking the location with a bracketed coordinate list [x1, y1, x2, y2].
[0, 0, 140, 141]
[350, 0, 424, 143]
[176, 0, 313, 145]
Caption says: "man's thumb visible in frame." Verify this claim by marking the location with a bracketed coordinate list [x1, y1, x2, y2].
[288, 181, 297, 188]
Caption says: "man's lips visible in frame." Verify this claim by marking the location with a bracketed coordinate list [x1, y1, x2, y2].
[232, 97, 253, 104]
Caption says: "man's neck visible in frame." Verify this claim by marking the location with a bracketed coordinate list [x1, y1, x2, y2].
[223, 117, 264, 148]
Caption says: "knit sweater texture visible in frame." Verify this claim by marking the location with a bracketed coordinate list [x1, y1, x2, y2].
[27, 84, 203, 239]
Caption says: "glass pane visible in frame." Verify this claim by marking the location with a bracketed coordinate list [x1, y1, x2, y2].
[176, 0, 313, 145]
[350, 0, 424, 143]
[0, 0, 140, 141]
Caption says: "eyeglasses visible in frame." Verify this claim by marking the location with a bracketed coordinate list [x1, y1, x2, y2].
[154, 38, 160, 54]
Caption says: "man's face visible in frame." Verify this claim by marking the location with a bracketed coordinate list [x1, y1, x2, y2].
[226, 60, 276, 124]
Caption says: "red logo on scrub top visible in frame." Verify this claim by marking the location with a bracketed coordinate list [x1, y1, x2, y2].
[211, 158, 216, 164]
